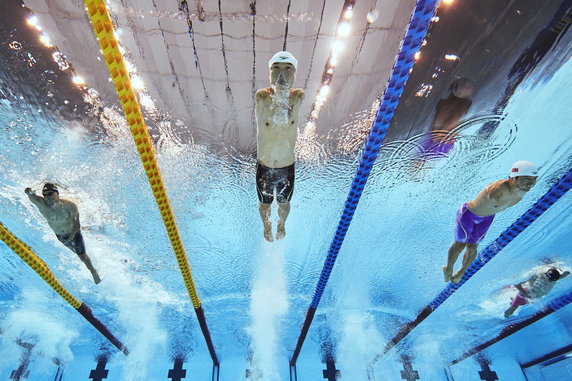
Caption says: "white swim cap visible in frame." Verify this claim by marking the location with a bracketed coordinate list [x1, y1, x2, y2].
[269, 51, 298, 70]
[509, 161, 538, 178]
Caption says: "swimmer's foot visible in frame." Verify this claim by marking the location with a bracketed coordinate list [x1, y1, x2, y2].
[276, 221, 286, 240]
[442, 266, 452, 282]
[263, 222, 274, 242]
[451, 271, 464, 284]
[93, 272, 101, 285]
[504, 306, 516, 318]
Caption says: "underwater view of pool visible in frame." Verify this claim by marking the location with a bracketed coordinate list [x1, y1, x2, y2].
[1, 0, 571, 380]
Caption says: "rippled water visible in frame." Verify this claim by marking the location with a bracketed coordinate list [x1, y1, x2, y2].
[1, 12, 572, 381]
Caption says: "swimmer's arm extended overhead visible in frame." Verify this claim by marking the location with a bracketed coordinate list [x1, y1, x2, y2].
[24, 187, 46, 208]
[561, 271, 571, 279]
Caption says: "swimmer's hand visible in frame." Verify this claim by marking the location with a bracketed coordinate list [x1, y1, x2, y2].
[514, 283, 529, 297]
[25, 187, 34, 195]
[291, 88, 305, 100]
[256, 88, 272, 100]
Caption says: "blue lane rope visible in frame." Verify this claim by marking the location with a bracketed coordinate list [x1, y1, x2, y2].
[451, 289, 572, 365]
[371, 167, 572, 364]
[547, 289, 572, 310]
[430, 167, 572, 310]
[310, 0, 438, 309]
[290, 0, 438, 366]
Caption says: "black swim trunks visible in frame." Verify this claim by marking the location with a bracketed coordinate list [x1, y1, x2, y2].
[256, 162, 295, 204]
[56, 230, 86, 256]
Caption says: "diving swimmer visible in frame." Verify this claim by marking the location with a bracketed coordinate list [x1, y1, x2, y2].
[255, 51, 305, 242]
[443, 161, 538, 283]
[25, 183, 101, 284]
[504, 267, 569, 318]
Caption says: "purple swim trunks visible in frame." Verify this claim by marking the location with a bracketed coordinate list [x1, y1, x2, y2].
[510, 290, 529, 307]
[453, 203, 495, 244]
[418, 136, 454, 161]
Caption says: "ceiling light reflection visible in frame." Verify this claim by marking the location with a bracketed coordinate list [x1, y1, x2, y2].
[331, 40, 345, 56]
[131, 75, 145, 90]
[344, 8, 353, 20]
[124, 59, 136, 73]
[72, 76, 85, 86]
[367, 9, 379, 23]
[337, 22, 351, 37]
[39, 34, 53, 48]
[27, 16, 41, 31]
[444, 54, 460, 61]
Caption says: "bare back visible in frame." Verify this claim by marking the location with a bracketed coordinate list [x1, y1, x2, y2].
[256, 87, 305, 168]
[525, 274, 555, 299]
[29, 195, 80, 235]
[467, 179, 526, 217]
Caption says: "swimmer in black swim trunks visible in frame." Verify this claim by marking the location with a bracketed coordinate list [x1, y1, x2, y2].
[255, 51, 305, 241]
[25, 183, 101, 284]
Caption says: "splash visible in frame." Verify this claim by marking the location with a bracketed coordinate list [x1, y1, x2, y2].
[334, 265, 383, 379]
[270, 86, 292, 127]
[0, 288, 79, 375]
[247, 243, 289, 380]
[92, 238, 176, 381]
[337, 311, 383, 379]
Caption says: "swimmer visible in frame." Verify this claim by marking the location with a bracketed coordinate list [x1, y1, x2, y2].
[25, 183, 101, 284]
[504, 267, 569, 318]
[255, 51, 305, 241]
[443, 161, 538, 283]
[420, 78, 474, 160]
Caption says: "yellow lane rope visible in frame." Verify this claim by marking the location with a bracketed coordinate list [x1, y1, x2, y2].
[83, 0, 201, 309]
[0, 222, 82, 308]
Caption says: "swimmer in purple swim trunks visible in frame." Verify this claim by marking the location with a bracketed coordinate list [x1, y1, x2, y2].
[443, 161, 538, 283]
[25, 183, 101, 284]
[419, 78, 474, 161]
[504, 267, 569, 318]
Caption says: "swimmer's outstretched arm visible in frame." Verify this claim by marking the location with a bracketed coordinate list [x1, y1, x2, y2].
[24, 188, 46, 208]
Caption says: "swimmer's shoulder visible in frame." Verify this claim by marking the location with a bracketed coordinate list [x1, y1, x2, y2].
[480, 179, 509, 199]
[488, 178, 511, 190]
[60, 198, 79, 213]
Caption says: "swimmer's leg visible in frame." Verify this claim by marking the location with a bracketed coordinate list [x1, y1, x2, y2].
[504, 305, 518, 318]
[451, 243, 477, 283]
[68, 232, 101, 284]
[78, 253, 101, 284]
[276, 201, 290, 240]
[443, 241, 466, 282]
[259, 202, 273, 242]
